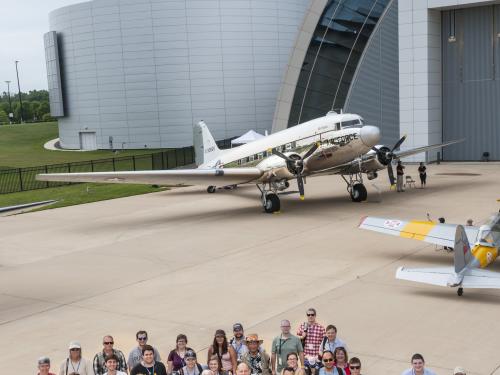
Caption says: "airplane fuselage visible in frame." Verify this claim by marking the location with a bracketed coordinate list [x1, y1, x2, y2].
[201, 112, 380, 182]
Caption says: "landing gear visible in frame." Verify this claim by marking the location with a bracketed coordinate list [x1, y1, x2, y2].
[207, 185, 216, 193]
[257, 184, 281, 213]
[263, 193, 280, 213]
[457, 287, 464, 296]
[342, 169, 368, 202]
[350, 183, 367, 202]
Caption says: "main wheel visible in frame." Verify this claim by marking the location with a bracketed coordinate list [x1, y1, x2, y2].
[207, 185, 216, 193]
[264, 193, 280, 213]
[457, 287, 464, 296]
[350, 183, 367, 202]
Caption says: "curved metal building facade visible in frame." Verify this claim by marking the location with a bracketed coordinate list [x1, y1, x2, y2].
[46, 0, 309, 149]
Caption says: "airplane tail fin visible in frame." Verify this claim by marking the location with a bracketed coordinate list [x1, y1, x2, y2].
[193, 120, 222, 166]
[454, 225, 472, 273]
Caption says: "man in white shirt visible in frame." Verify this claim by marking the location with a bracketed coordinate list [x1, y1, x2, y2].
[104, 355, 127, 375]
[400, 354, 436, 375]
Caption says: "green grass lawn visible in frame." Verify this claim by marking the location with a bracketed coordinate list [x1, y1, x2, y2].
[0, 122, 165, 169]
[0, 183, 166, 212]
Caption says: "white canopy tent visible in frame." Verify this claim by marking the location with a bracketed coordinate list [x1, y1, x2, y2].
[231, 129, 266, 146]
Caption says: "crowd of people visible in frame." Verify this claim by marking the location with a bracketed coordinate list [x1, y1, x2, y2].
[36, 308, 467, 375]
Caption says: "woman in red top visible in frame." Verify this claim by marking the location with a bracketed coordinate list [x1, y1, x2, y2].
[37, 357, 56, 375]
[333, 348, 350, 375]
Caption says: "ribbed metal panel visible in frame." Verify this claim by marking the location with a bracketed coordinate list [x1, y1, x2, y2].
[442, 5, 500, 160]
[345, 0, 399, 146]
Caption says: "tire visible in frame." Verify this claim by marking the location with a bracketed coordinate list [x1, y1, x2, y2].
[457, 287, 463, 296]
[207, 185, 216, 193]
[264, 193, 280, 213]
[350, 183, 367, 202]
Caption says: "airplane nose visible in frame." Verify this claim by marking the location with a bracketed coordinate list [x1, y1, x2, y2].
[360, 125, 381, 147]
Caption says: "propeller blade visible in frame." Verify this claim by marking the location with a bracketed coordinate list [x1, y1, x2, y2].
[272, 148, 294, 162]
[302, 142, 320, 160]
[387, 164, 396, 186]
[391, 135, 407, 153]
[372, 146, 380, 153]
[297, 176, 305, 200]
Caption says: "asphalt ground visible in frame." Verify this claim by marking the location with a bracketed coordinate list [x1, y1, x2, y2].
[1, 162, 499, 375]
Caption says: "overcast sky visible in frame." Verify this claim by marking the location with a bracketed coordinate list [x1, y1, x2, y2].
[0, 0, 84, 93]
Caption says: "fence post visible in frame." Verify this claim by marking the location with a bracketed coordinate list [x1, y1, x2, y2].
[45, 165, 49, 188]
[18, 168, 23, 192]
[132, 155, 136, 171]
[68, 163, 71, 173]
[151, 154, 154, 170]
[91, 160, 94, 172]
[112, 158, 116, 171]
[161, 152, 165, 170]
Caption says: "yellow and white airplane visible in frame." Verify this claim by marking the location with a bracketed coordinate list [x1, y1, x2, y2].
[359, 215, 500, 296]
[37, 112, 461, 213]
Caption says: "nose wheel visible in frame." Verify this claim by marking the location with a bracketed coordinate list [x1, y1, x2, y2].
[207, 185, 216, 193]
[457, 287, 464, 296]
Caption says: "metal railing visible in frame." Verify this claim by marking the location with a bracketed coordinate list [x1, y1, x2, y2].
[0, 147, 196, 194]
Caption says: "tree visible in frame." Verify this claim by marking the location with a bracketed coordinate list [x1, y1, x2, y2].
[42, 113, 56, 122]
[0, 110, 8, 124]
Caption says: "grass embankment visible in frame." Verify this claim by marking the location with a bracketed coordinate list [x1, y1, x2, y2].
[0, 122, 163, 169]
[0, 121, 170, 211]
[0, 184, 165, 212]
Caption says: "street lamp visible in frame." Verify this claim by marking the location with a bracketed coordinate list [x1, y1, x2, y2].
[14, 60, 24, 123]
[4, 81, 13, 124]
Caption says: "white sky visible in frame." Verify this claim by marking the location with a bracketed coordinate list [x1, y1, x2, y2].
[0, 0, 84, 93]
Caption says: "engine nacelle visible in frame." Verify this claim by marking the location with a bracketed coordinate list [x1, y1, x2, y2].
[367, 171, 378, 180]
[257, 152, 302, 180]
[362, 145, 392, 172]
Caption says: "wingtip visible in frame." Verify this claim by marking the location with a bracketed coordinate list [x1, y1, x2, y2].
[358, 216, 367, 227]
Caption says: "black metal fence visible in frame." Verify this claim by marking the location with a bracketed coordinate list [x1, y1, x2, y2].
[0, 147, 196, 194]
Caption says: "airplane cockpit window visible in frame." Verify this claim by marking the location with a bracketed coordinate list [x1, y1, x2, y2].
[335, 122, 341, 131]
[478, 225, 494, 244]
[341, 119, 363, 128]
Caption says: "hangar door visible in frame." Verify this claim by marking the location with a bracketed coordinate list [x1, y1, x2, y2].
[442, 6, 500, 160]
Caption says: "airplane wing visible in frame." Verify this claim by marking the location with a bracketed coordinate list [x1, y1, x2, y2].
[36, 168, 263, 186]
[393, 139, 464, 159]
[396, 266, 454, 287]
[359, 216, 479, 248]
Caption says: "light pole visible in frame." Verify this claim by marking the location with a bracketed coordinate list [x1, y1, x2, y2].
[5, 81, 13, 124]
[14, 60, 24, 123]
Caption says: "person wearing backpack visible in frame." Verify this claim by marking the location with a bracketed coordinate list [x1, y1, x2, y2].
[318, 351, 343, 375]
[318, 326, 347, 359]
[59, 341, 94, 375]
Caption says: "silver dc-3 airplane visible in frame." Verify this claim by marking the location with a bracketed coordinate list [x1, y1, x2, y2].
[37, 111, 462, 213]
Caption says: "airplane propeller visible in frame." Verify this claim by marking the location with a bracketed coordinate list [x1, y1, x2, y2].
[272, 142, 319, 200]
[371, 135, 407, 186]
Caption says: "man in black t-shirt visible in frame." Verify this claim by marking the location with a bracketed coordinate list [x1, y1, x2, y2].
[130, 345, 168, 375]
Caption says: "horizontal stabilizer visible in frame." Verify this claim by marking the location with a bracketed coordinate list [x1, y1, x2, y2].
[396, 266, 454, 287]
[36, 168, 263, 186]
[461, 269, 500, 289]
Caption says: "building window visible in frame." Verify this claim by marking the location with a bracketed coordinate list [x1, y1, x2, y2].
[288, 0, 390, 128]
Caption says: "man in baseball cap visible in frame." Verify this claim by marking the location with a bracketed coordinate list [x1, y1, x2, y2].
[230, 323, 248, 362]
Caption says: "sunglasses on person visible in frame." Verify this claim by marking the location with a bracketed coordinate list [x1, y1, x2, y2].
[349, 365, 361, 370]
[70, 348, 81, 351]
[307, 313, 315, 317]
[103, 342, 114, 345]
[138, 336, 147, 341]
[323, 358, 334, 363]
